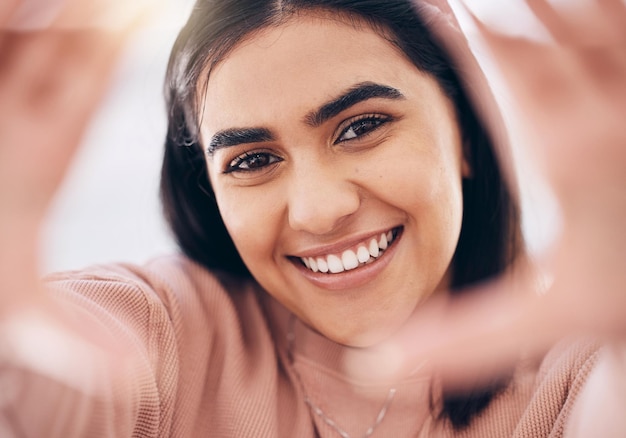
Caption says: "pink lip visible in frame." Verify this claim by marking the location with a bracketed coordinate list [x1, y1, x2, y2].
[291, 226, 400, 259]
[289, 227, 403, 291]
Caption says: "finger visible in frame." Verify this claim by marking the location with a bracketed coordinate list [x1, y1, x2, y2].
[465, 8, 585, 117]
[0, 32, 64, 105]
[0, 0, 19, 27]
[52, 0, 164, 32]
[0, 0, 152, 235]
[1, 31, 129, 210]
[597, 0, 626, 37]
[0, 29, 128, 318]
[527, 0, 626, 47]
[4, 0, 162, 31]
[0, 30, 132, 233]
[464, 2, 626, 188]
[525, 0, 572, 44]
[345, 269, 567, 390]
[462, 5, 618, 127]
[579, 46, 626, 99]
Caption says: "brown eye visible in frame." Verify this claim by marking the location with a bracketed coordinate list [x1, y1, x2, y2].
[226, 151, 283, 173]
[335, 115, 390, 144]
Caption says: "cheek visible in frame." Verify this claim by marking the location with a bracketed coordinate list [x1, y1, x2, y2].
[372, 150, 463, 208]
[370, 148, 465, 250]
[419, 164, 464, 235]
[213, 186, 282, 267]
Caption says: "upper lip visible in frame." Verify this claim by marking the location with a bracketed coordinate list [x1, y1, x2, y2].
[289, 226, 400, 259]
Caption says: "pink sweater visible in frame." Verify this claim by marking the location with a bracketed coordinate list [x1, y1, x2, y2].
[2, 255, 599, 437]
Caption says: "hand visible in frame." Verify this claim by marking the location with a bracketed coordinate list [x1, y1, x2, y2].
[0, 0, 156, 314]
[358, 0, 626, 387]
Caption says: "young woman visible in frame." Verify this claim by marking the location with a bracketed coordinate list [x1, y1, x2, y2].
[160, 0, 524, 433]
[1, 0, 624, 436]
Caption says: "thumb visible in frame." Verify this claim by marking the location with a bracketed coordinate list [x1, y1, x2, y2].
[344, 269, 564, 390]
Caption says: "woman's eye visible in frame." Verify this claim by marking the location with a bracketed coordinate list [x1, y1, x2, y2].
[335, 115, 390, 144]
[225, 151, 282, 174]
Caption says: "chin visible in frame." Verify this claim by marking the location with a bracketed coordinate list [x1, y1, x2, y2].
[322, 315, 408, 349]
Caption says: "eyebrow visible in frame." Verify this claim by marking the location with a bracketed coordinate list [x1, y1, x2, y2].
[207, 82, 404, 154]
[208, 127, 274, 155]
[304, 82, 405, 127]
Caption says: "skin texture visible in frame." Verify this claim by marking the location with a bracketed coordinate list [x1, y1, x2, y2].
[201, 14, 470, 347]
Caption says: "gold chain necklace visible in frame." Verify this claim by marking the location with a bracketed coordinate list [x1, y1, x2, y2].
[286, 317, 397, 438]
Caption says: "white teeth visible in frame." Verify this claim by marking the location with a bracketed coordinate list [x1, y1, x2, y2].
[357, 246, 370, 263]
[369, 238, 380, 258]
[342, 250, 359, 271]
[378, 232, 388, 250]
[300, 228, 398, 274]
[317, 257, 329, 273]
[327, 255, 344, 273]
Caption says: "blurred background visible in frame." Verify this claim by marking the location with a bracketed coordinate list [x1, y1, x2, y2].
[41, 0, 560, 273]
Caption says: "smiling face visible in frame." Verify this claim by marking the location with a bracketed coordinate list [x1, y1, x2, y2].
[201, 13, 469, 346]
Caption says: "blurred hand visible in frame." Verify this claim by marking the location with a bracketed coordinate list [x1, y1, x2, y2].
[358, 0, 626, 388]
[0, 0, 157, 313]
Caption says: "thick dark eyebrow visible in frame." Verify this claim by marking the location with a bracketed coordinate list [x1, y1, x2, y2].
[208, 127, 274, 155]
[304, 82, 405, 127]
[207, 82, 403, 154]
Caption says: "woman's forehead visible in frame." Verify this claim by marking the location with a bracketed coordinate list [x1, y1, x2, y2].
[212, 8, 397, 65]
[200, 14, 422, 129]
[209, 13, 399, 74]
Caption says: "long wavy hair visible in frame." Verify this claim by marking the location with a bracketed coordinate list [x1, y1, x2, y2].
[160, 0, 523, 429]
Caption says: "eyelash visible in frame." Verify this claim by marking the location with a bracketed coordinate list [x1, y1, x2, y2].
[334, 114, 392, 144]
[224, 150, 283, 174]
[223, 114, 392, 174]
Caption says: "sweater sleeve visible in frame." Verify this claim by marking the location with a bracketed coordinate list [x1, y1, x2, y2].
[512, 340, 601, 438]
[0, 259, 184, 438]
[563, 343, 626, 438]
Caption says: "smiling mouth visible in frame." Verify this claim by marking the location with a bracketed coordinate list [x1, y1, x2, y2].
[297, 227, 401, 274]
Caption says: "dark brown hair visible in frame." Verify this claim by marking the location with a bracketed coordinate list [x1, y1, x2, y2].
[160, 0, 522, 429]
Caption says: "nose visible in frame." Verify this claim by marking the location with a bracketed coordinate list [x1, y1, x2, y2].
[287, 163, 360, 235]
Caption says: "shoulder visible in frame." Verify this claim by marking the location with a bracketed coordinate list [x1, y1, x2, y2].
[536, 340, 601, 392]
[458, 341, 601, 437]
[562, 342, 626, 437]
[43, 254, 266, 347]
[41, 254, 278, 435]
[512, 339, 602, 437]
[44, 253, 249, 300]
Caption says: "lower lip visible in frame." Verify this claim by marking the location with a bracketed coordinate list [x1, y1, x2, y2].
[291, 228, 403, 291]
